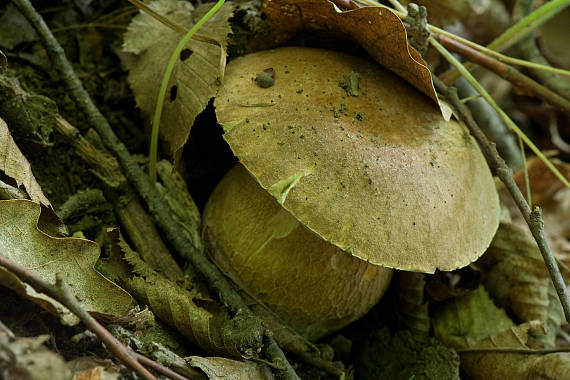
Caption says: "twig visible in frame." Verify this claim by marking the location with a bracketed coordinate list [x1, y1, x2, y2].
[440, 0, 570, 85]
[456, 346, 570, 354]
[12, 0, 298, 378]
[134, 352, 205, 380]
[433, 33, 570, 114]
[432, 76, 570, 323]
[512, 0, 570, 100]
[0, 255, 155, 380]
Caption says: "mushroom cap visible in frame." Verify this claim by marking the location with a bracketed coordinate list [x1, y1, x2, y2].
[214, 47, 500, 272]
[203, 164, 393, 340]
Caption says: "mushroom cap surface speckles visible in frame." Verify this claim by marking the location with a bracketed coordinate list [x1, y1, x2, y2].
[214, 47, 500, 273]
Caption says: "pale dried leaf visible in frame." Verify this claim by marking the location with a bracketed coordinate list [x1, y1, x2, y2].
[123, 0, 233, 162]
[459, 321, 570, 380]
[0, 200, 131, 324]
[0, 118, 50, 207]
[187, 356, 273, 380]
[476, 222, 564, 346]
[0, 332, 69, 380]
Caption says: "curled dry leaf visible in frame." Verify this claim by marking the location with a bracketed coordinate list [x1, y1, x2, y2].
[476, 222, 564, 346]
[0, 117, 50, 207]
[187, 356, 273, 380]
[104, 228, 259, 357]
[0, 332, 68, 380]
[260, 0, 439, 106]
[459, 321, 570, 380]
[0, 200, 131, 324]
[123, 0, 234, 163]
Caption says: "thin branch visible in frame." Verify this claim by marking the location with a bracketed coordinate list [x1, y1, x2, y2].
[0, 255, 155, 380]
[440, 0, 570, 84]
[433, 32, 570, 114]
[456, 346, 570, 354]
[11, 0, 298, 377]
[134, 352, 204, 380]
[432, 76, 570, 323]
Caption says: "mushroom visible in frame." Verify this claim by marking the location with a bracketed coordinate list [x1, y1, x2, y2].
[203, 47, 500, 340]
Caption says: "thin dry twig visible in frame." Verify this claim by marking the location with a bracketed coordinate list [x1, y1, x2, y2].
[433, 33, 570, 114]
[11, 0, 298, 378]
[432, 76, 570, 323]
[0, 255, 156, 380]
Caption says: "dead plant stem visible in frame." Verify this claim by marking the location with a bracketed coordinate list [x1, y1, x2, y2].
[433, 33, 570, 114]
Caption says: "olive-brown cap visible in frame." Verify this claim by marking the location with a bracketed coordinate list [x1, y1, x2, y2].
[214, 47, 500, 272]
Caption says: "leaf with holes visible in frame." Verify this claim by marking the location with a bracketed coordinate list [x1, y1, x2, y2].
[123, 0, 234, 163]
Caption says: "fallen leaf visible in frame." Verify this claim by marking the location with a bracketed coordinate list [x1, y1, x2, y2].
[0, 117, 50, 207]
[476, 222, 564, 346]
[459, 321, 570, 380]
[259, 0, 439, 105]
[123, 0, 234, 163]
[187, 356, 273, 380]
[433, 285, 514, 348]
[0, 332, 69, 380]
[0, 200, 132, 324]
[104, 228, 260, 357]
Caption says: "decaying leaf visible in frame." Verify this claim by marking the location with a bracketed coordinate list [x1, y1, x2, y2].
[433, 285, 514, 348]
[104, 228, 262, 357]
[123, 0, 234, 163]
[0, 117, 50, 207]
[260, 0, 439, 105]
[476, 222, 564, 346]
[0, 332, 69, 380]
[459, 321, 570, 380]
[0, 200, 132, 324]
[187, 356, 273, 380]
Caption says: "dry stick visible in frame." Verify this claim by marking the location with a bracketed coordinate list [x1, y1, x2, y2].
[432, 76, 570, 323]
[134, 352, 204, 380]
[11, 1, 298, 378]
[433, 33, 570, 114]
[0, 255, 156, 380]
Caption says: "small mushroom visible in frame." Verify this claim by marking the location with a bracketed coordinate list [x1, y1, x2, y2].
[203, 47, 500, 340]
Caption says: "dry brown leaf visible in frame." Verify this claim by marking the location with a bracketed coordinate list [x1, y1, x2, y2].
[259, 0, 439, 105]
[187, 356, 273, 380]
[0, 200, 132, 324]
[104, 228, 259, 357]
[476, 222, 564, 346]
[0, 117, 50, 207]
[123, 0, 233, 163]
[459, 321, 570, 380]
[0, 332, 69, 380]
[396, 0, 492, 27]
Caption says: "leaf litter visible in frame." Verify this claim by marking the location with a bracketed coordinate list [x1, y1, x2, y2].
[123, 0, 234, 163]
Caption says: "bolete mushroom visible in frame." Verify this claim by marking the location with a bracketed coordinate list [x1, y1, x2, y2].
[203, 47, 500, 340]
